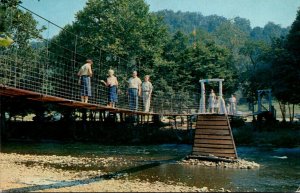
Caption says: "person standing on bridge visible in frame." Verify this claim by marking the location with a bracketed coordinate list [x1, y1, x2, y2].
[127, 71, 142, 111]
[229, 94, 237, 115]
[101, 69, 118, 108]
[77, 59, 93, 103]
[142, 75, 153, 112]
[208, 89, 216, 113]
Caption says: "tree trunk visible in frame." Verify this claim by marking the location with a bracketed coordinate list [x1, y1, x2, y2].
[278, 101, 286, 122]
[293, 104, 295, 122]
[289, 104, 295, 122]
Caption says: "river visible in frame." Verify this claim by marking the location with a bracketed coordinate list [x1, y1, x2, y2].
[1, 142, 300, 192]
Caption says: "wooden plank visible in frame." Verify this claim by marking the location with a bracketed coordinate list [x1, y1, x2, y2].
[192, 151, 237, 158]
[195, 129, 229, 135]
[196, 121, 228, 126]
[192, 147, 235, 154]
[194, 134, 232, 140]
[195, 125, 229, 130]
[194, 139, 233, 145]
[187, 155, 236, 162]
[193, 143, 234, 149]
[0, 85, 195, 117]
[197, 116, 227, 121]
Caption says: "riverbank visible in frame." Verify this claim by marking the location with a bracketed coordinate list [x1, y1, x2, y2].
[0, 153, 223, 192]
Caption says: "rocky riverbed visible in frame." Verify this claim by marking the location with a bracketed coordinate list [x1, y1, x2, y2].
[0, 153, 229, 192]
[179, 158, 260, 169]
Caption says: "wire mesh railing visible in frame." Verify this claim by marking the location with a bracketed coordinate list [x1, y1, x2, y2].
[0, 47, 203, 114]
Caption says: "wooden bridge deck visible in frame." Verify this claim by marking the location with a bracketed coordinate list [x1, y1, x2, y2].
[0, 84, 191, 117]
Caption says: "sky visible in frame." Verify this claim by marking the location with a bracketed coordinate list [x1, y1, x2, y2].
[21, 0, 300, 38]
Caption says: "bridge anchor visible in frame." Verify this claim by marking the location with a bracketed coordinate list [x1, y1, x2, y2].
[189, 114, 238, 162]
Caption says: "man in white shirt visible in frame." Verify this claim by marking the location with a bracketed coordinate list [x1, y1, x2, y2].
[128, 71, 142, 111]
[77, 59, 93, 103]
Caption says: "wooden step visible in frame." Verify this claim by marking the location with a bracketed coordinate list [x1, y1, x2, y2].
[192, 114, 238, 160]
[192, 151, 236, 159]
[193, 143, 234, 149]
[195, 125, 230, 130]
[193, 147, 235, 154]
[194, 134, 232, 140]
[195, 129, 230, 135]
[194, 138, 233, 145]
[197, 115, 228, 121]
[196, 120, 228, 126]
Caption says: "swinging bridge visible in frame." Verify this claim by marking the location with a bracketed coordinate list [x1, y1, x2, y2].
[0, 5, 272, 161]
[0, 5, 242, 118]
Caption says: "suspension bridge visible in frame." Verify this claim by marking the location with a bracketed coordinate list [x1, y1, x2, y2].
[0, 5, 274, 161]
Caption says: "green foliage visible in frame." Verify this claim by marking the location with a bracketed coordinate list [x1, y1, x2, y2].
[0, 0, 21, 32]
[286, 8, 300, 57]
[212, 21, 248, 52]
[0, 3, 45, 88]
[50, 0, 168, 93]
[232, 125, 255, 145]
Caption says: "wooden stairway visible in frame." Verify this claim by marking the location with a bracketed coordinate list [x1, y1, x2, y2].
[191, 114, 238, 160]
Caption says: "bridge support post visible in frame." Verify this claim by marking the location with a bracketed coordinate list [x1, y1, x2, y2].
[199, 79, 227, 115]
[199, 82, 206, 113]
[257, 91, 262, 113]
[218, 80, 227, 114]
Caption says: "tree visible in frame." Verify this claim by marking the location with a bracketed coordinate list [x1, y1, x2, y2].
[268, 38, 296, 121]
[270, 9, 300, 121]
[181, 41, 239, 95]
[162, 30, 188, 62]
[286, 8, 300, 63]
[233, 17, 251, 35]
[50, 0, 168, 94]
[212, 21, 248, 52]
[250, 22, 289, 43]
[239, 40, 271, 116]
[0, 1, 45, 88]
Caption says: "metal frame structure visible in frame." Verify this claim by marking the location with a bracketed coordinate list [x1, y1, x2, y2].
[257, 89, 272, 113]
[199, 79, 227, 114]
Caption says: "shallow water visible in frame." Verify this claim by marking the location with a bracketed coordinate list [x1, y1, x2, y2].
[1, 142, 300, 192]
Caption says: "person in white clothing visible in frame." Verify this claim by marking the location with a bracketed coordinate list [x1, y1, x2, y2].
[142, 75, 153, 112]
[101, 69, 118, 108]
[214, 96, 219, 113]
[127, 71, 142, 111]
[208, 89, 216, 113]
[229, 94, 237, 115]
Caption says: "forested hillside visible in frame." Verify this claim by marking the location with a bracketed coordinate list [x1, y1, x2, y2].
[155, 10, 289, 43]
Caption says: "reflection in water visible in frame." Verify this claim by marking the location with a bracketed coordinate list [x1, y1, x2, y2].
[1, 142, 300, 192]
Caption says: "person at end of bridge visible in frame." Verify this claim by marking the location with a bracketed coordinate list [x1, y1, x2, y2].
[127, 71, 142, 111]
[142, 75, 153, 112]
[101, 69, 118, 108]
[214, 96, 220, 113]
[77, 59, 93, 103]
[208, 89, 216, 113]
[229, 94, 237, 115]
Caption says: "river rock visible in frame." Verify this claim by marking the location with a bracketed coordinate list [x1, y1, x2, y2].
[179, 158, 260, 169]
